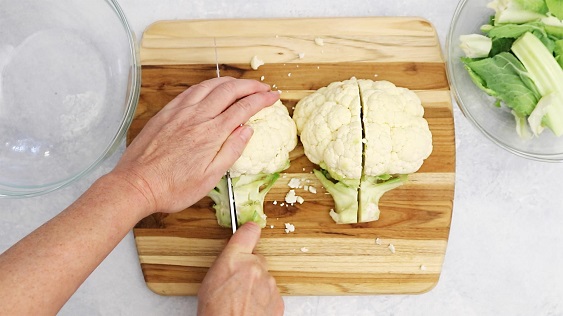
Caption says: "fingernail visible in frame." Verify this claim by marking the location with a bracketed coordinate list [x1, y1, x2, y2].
[262, 83, 271, 89]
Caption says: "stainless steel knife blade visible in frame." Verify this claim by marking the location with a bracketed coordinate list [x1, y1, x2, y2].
[213, 38, 220, 78]
[214, 38, 238, 234]
[225, 171, 238, 234]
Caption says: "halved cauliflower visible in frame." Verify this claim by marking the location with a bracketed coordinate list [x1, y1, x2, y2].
[293, 78, 363, 224]
[293, 78, 432, 224]
[208, 100, 298, 228]
[358, 79, 433, 222]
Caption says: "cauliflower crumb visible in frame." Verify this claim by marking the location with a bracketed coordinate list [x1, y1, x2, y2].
[308, 186, 317, 194]
[374, 74, 379, 77]
[288, 73, 292, 77]
[285, 190, 298, 204]
[288, 178, 302, 189]
[317, 66, 320, 69]
[388, 244, 396, 254]
[250, 55, 264, 70]
[273, 200, 278, 205]
[420, 265, 427, 271]
[272, 84, 277, 89]
[300, 247, 309, 253]
[303, 185, 309, 191]
[362, 138, 368, 144]
[270, 225, 275, 229]
[302, 168, 306, 172]
[260, 75, 265, 81]
[280, 203, 285, 207]
[284, 223, 295, 233]
[298, 52, 305, 59]
[375, 238, 382, 245]
[314, 37, 325, 46]
[286, 188, 305, 205]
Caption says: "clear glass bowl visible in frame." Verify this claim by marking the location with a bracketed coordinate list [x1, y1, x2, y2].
[0, 0, 140, 197]
[447, 0, 563, 162]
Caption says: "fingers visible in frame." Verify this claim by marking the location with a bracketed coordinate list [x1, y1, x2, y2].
[166, 77, 237, 110]
[208, 125, 253, 174]
[199, 79, 273, 117]
[275, 296, 285, 316]
[225, 222, 262, 254]
[217, 90, 280, 131]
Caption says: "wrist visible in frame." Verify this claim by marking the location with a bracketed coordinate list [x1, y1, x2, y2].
[93, 170, 157, 220]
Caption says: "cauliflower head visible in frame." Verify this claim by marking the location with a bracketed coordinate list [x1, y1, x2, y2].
[293, 78, 432, 224]
[230, 100, 298, 178]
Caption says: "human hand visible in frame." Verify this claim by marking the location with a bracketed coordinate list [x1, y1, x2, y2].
[111, 77, 280, 215]
[197, 223, 284, 316]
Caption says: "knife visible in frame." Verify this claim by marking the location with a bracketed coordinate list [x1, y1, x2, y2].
[214, 38, 239, 234]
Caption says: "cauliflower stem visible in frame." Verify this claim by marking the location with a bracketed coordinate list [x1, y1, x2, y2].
[313, 169, 359, 224]
[359, 174, 408, 223]
[208, 173, 280, 228]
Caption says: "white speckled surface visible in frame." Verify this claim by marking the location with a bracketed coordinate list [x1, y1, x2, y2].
[1, 0, 563, 315]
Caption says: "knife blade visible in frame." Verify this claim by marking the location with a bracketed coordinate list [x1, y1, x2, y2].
[214, 38, 238, 234]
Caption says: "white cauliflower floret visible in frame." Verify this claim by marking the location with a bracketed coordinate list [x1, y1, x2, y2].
[299, 102, 363, 180]
[294, 78, 363, 181]
[359, 79, 433, 176]
[208, 100, 298, 229]
[230, 100, 298, 177]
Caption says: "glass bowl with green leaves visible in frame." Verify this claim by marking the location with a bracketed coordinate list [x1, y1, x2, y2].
[447, 0, 563, 161]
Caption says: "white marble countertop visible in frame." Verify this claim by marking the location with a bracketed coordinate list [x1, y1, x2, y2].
[2, 0, 563, 315]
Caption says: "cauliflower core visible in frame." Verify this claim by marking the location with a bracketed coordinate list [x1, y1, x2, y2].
[208, 100, 298, 228]
[293, 78, 432, 224]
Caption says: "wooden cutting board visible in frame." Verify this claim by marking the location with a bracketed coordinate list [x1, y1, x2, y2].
[128, 17, 455, 296]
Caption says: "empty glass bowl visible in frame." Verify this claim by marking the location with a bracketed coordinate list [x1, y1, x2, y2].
[0, 0, 140, 197]
[447, 0, 563, 161]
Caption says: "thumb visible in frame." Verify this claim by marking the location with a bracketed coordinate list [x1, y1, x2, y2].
[224, 222, 262, 254]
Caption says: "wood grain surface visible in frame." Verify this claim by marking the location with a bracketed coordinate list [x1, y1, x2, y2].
[128, 17, 456, 296]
